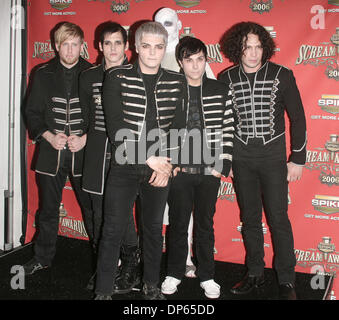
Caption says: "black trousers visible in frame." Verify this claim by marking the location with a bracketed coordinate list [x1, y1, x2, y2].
[95, 164, 169, 295]
[166, 172, 220, 282]
[88, 158, 137, 248]
[34, 150, 93, 266]
[89, 194, 137, 249]
[232, 159, 296, 284]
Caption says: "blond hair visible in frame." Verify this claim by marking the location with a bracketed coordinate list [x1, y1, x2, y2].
[54, 22, 84, 46]
[135, 22, 168, 47]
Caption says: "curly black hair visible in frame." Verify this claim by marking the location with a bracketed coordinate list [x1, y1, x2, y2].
[220, 21, 276, 64]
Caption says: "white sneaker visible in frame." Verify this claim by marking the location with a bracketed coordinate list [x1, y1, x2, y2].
[200, 280, 220, 299]
[161, 276, 181, 295]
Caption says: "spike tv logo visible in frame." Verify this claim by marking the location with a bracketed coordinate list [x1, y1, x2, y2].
[305, 134, 339, 187]
[311, 94, 339, 121]
[237, 222, 268, 235]
[312, 195, 339, 215]
[175, 0, 200, 8]
[50, 0, 72, 10]
[318, 94, 339, 115]
[264, 26, 280, 52]
[295, 27, 339, 81]
[295, 237, 339, 273]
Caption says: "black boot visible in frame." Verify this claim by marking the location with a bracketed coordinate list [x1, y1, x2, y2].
[279, 283, 297, 300]
[230, 273, 265, 295]
[113, 246, 141, 294]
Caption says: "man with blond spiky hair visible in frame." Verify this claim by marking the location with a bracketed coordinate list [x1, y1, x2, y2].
[24, 22, 93, 275]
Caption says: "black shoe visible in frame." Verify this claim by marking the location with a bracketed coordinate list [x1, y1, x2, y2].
[113, 272, 141, 294]
[113, 246, 141, 294]
[279, 283, 297, 300]
[23, 258, 49, 275]
[142, 284, 166, 300]
[94, 294, 112, 300]
[230, 273, 265, 295]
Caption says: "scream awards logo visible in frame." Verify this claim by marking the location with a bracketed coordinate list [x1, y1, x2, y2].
[295, 27, 339, 81]
[58, 203, 89, 239]
[32, 40, 54, 60]
[217, 180, 236, 202]
[32, 40, 90, 60]
[295, 237, 339, 274]
[179, 26, 223, 63]
[305, 134, 339, 187]
[206, 44, 223, 64]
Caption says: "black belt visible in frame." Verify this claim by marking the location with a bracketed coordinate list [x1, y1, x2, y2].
[181, 166, 204, 174]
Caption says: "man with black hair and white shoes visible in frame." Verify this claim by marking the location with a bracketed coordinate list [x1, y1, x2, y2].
[161, 36, 234, 299]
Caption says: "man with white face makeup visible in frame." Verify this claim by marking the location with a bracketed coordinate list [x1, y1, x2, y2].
[154, 7, 215, 78]
[94, 22, 185, 300]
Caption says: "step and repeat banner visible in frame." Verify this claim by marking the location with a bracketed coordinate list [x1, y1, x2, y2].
[25, 0, 338, 299]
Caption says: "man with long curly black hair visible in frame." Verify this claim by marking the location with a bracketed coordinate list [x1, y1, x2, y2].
[219, 22, 307, 300]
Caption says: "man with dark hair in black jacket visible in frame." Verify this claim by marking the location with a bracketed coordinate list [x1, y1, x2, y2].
[79, 21, 140, 294]
[161, 36, 234, 299]
[24, 22, 93, 275]
[219, 21, 307, 300]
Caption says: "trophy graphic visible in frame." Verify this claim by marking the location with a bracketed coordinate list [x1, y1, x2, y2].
[180, 26, 195, 39]
[59, 203, 67, 217]
[325, 134, 339, 161]
[317, 236, 335, 261]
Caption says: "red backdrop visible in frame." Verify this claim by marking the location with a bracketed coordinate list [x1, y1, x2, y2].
[25, 0, 339, 300]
